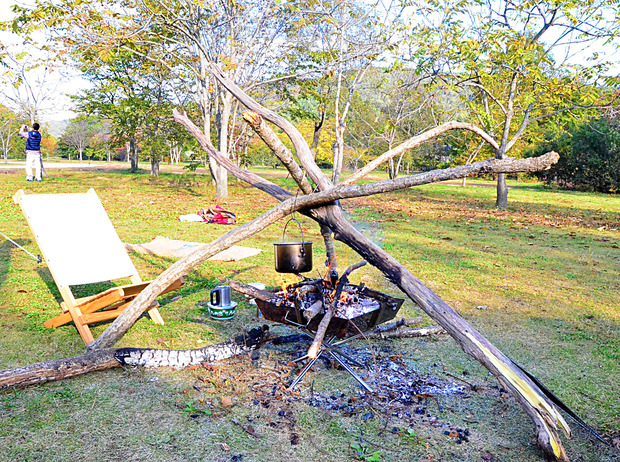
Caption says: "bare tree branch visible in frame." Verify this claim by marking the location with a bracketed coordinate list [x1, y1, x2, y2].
[343, 121, 500, 186]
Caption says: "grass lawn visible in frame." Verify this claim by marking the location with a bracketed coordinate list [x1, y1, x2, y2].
[0, 165, 618, 462]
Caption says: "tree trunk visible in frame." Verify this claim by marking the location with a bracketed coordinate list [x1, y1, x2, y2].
[311, 110, 325, 159]
[215, 93, 232, 198]
[130, 137, 139, 173]
[151, 157, 160, 176]
[39, 153, 48, 177]
[496, 172, 509, 209]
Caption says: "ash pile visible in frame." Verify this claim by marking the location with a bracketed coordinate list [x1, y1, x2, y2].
[303, 347, 466, 413]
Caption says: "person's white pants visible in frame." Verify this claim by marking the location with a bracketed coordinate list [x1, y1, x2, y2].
[25, 150, 42, 181]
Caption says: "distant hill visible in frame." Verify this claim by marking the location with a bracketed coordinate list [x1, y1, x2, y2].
[46, 119, 70, 138]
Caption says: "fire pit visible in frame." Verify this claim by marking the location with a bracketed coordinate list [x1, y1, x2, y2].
[253, 275, 405, 392]
[256, 282, 404, 338]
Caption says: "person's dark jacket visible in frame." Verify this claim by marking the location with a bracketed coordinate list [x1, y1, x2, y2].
[26, 130, 42, 151]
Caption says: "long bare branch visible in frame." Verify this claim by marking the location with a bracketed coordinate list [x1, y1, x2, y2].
[173, 108, 293, 201]
[242, 111, 313, 195]
[343, 121, 500, 186]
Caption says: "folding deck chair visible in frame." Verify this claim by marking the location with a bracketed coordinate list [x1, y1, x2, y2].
[13, 188, 183, 345]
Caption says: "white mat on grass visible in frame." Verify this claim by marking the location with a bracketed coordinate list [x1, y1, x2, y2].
[124, 236, 262, 261]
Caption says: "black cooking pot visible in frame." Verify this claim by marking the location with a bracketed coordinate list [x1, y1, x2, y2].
[274, 218, 313, 273]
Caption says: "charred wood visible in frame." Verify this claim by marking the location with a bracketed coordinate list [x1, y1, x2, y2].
[366, 325, 445, 339]
[0, 327, 268, 390]
[371, 317, 424, 333]
[303, 300, 323, 321]
[307, 262, 367, 359]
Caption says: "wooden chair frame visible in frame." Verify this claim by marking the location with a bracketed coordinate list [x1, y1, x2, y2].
[13, 189, 183, 345]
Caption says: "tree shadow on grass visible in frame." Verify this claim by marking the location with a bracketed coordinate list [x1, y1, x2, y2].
[0, 239, 14, 290]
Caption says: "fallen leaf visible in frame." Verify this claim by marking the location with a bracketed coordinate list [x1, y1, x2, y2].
[221, 396, 233, 407]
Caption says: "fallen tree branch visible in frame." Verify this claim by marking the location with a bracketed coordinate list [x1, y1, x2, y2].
[343, 121, 501, 186]
[227, 279, 273, 302]
[242, 111, 313, 195]
[366, 325, 445, 339]
[370, 317, 424, 333]
[1, 327, 268, 390]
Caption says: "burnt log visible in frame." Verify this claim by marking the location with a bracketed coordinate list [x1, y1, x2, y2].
[371, 317, 423, 333]
[0, 327, 268, 390]
[367, 325, 445, 339]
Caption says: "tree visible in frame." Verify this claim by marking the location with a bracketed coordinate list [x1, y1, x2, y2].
[40, 134, 57, 159]
[529, 117, 620, 193]
[61, 116, 98, 162]
[0, 52, 62, 176]
[76, 44, 177, 174]
[0, 104, 18, 163]
[15, 0, 316, 192]
[405, 0, 619, 208]
[89, 120, 114, 162]
[346, 68, 440, 178]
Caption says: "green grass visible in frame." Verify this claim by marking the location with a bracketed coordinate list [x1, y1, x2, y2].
[0, 165, 618, 461]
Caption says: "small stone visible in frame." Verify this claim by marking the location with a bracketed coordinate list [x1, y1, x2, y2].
[476, 305, 487, 310]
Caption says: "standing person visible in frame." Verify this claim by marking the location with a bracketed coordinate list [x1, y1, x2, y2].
[19, 123, 43, 182]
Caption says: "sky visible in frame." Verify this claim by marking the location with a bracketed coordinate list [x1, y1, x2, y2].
[0, 1, 89, 126]
[1, 0, 618, 130]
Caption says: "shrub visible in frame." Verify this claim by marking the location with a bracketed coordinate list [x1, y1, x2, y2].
[528, 118, 620, 193]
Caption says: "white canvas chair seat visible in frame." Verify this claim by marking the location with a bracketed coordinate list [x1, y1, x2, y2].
[13, 188, 183, 345]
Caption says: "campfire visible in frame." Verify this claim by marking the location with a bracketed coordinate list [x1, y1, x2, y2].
[256, 277, 404, 339]
[229, 261, 405, 391]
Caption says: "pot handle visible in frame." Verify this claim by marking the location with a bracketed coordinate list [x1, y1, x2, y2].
[210, 289, 220, 306]
[282, 218, 306, 256]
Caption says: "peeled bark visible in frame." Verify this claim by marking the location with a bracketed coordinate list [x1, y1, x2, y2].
[367, 325, 444, 339]
[0, 327, 268, 390]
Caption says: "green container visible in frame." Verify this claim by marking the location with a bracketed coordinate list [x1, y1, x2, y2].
[207, 301, 237, 320]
